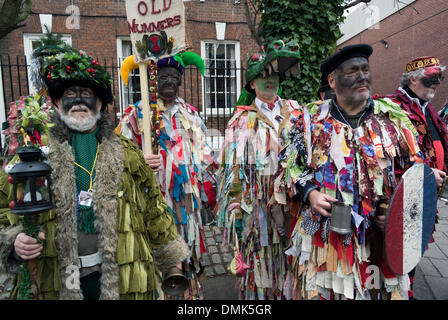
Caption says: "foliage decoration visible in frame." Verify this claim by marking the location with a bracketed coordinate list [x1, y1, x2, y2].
[42, 49, 112, 90]
[255, 0, 346, 104]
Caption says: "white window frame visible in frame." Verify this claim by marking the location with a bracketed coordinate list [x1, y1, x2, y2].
[201, 40, 241, 117]
[23, 33, 72, 94]
[116, 37, 141, 119]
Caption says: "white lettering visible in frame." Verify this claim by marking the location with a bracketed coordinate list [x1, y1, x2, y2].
[65, 264, 80, 290]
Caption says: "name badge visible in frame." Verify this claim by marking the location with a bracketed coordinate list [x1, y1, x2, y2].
[79, 190, 93, 207]
[354, 127, 364, 143]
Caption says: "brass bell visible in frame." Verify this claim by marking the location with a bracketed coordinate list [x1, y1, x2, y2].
[161, 266, 189, 296]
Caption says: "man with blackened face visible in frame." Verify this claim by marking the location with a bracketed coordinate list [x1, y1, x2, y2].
[55, 85, 102, 133]
[157, 66, 182, 106]
[117, 54, 218, 300]
[282, 44, 425, 300]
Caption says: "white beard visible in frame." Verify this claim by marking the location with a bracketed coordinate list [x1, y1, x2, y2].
[425, 91, 436, 102]
[59, 105, 101, 132]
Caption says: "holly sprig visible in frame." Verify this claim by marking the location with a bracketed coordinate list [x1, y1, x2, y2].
[42, 50, 111, 89]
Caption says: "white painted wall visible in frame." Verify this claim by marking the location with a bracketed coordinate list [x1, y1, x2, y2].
[337, 0, 417, 45]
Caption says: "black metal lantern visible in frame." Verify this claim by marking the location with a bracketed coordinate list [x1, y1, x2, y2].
[8, 146, 54, 215]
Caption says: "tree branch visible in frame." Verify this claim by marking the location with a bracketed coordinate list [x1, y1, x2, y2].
[244, 0, 263, 46]
[16, 0, 32, 23]
[0, 0, 32, 40]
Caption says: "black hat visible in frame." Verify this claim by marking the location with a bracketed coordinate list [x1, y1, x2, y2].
[320, 44, 373, 77]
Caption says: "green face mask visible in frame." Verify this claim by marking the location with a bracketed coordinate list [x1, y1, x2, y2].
[251, 74, 280, 102]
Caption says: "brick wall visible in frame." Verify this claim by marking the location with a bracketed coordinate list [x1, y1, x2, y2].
[0, 0, 259, 126]
[338, 0, 448, 110]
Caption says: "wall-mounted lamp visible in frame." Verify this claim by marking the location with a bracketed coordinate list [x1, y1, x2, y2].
[380, 39, 389, 48]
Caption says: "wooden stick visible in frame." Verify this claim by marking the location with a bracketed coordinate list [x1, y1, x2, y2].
[138, 61, 153, 155]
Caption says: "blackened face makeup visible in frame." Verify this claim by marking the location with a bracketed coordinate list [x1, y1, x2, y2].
[57, 85, 102, 132]
[158, 67, 181, 102]
[334, 57, 372, 107]
[420, 75, 444, 88]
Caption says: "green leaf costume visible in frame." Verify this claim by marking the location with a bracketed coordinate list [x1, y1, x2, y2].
[0, 113, 189, 300]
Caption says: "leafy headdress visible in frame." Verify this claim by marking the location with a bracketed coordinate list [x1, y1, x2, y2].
[42, 46, 113, 110]
[236, 40, 301, 107]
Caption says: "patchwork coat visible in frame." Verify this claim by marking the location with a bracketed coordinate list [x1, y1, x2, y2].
[216, 98, 301, 300]
[279, 97, 423, 300]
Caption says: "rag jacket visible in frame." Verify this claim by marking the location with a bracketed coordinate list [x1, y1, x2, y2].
[280, 97, 422, 300]
[386, 88, 448, 171]
[216, 98, 302, 300]
[116, 97, 217, 299]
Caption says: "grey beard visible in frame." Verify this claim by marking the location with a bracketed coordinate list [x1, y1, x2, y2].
[59, 110, 101, 132]
[424, 92, 435, 102]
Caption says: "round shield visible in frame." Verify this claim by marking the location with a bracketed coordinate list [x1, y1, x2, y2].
[384, 163, 437, 275]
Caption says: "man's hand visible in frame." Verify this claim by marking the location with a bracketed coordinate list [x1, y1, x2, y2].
[144, 154, 162, 171]
[14, 232, 45, 260]
[308, 190, 338, 217]
[432, 168, 447, 187]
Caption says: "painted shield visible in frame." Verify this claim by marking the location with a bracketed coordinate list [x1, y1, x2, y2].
[384, 163, 437, 275]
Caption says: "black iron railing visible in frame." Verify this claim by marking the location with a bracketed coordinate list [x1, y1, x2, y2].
[0, 55, 244, 151]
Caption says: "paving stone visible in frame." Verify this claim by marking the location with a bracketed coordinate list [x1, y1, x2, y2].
[435, 224, 448, 232]
[206, 237, 216, 246]
[211, 225, 222, 235]
[211, 254, 222, 264]
[205, 266, 215, 277]
[424, 243, 447, 259]
[430, 258, 448, 277]
[220, 243, 232, 253]
[438, 243, 448, 259]
[433, 232, 448, 245]
[214, 265, 227, 275]
[418, 257, 440, 277]
[414, 265, 436, 300]
[200, 254, 211, 267]
[424, 276, 448, 300]
[222, 253, 233, 263]
[207, 245, 218, 254]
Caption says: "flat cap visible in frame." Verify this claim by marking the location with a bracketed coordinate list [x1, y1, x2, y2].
[320, 44, 373, 76]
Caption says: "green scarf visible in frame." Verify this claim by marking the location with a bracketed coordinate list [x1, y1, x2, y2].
[72, 126, 100, 233]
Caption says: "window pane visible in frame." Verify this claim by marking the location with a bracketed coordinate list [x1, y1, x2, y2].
[207, 43, 214, 60]
[216, 44, 225, 60]
[216, 77, 225, 93]
[202, 41, 239, 114]
[226, 44, 235, 60]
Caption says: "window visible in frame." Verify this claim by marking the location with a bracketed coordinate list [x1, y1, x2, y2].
[23, 33, 72, 94]
[117, 37, 141, 118]
[201, 40, 241, 117]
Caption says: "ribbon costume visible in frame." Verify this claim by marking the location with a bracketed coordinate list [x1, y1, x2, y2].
[216, 40, 301, 300]
[116, 53, 217, 300]
[279, 44, 424, 300]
